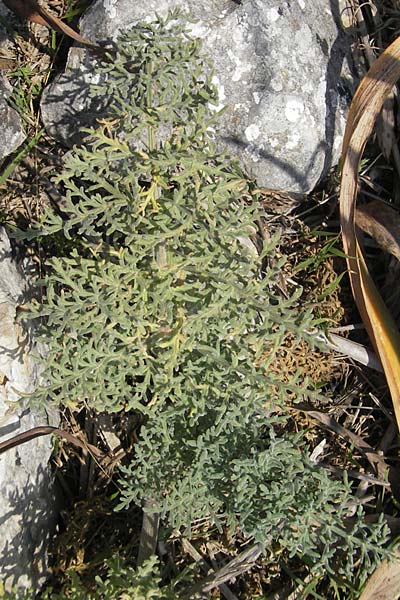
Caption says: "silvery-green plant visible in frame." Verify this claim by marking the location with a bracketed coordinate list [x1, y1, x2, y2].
[25, 10, 389, 593]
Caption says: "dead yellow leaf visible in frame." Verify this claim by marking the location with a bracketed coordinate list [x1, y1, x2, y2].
[339, 35, 400, 429]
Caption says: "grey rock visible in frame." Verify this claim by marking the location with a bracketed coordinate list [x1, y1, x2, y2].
[0, 78, 26, 162]
[0, 5, 26, 162]
[41, 0, 356, 193]
[0, 228, 58, 595]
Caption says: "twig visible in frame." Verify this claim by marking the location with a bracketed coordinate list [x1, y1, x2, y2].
[0, 425, 103, 458]
[137, 498, 160, 568]
[353, 0, 377, 68]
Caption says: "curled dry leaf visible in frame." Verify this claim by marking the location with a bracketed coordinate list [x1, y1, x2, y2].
[339, 34, 400, 430]
[356, 200, 400, 261]
[359, 551, 400, 600]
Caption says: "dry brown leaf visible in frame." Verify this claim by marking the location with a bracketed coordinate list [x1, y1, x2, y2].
[356, 200, 400, 261]
[2, 0, 103, 52]
[339, 34, 400, 430]
[359, 552, 400, 600]
[376, 94, 396, 160]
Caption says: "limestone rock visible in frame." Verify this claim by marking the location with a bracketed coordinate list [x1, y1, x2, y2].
[0, 4, 26, 162]
[0, 80, 25, 161]
[0, 228, 58, 595]
[0, 77, 25, 164]
[41, 0, 356, 193]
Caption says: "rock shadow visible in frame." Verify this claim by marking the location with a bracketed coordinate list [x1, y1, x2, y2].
[40, 44, 117, 148]
[0, 463, 58, 594]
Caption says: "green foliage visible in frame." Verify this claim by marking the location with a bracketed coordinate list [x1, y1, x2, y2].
[29, 11, 317, 415]
[8, 65, 44, 121]
[45, 556, 178, 600]
[0, 129, 44, 185]
[0, 557, 178, 599]
[25, 10, 389, 594]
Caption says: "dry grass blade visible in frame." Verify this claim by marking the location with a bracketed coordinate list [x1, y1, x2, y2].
[181, 539, 239, 600]
[339, 34, 400, 430]
[187, 543, 262, 596]
[296, 407, 388, 479]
